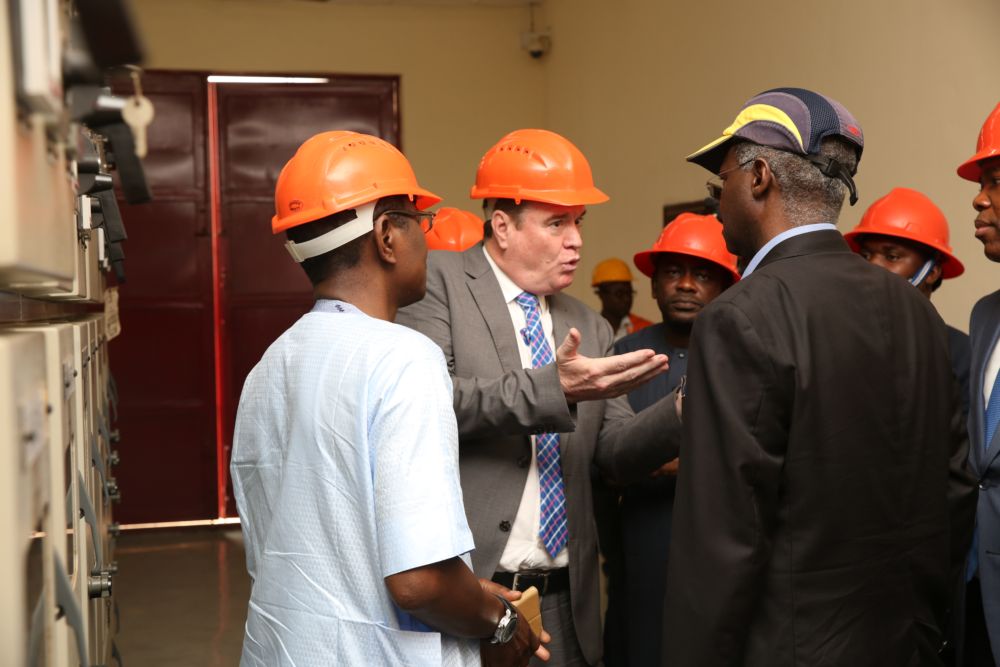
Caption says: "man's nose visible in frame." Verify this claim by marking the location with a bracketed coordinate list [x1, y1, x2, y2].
[974, 188, 991, 212]
[565, 224, 583, 249]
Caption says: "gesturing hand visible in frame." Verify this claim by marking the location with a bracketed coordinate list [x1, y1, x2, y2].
[556, 328, 669, 403]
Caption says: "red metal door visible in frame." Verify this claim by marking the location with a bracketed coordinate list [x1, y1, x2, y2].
[214, 77, 400, 516]
[111, 72, 217, 523]
[111, 72, 400, 523]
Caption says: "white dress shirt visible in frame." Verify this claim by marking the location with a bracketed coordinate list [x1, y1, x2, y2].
[741, 223, 838, 278]
[985, 337, 1000, 410]
[483, 247, 570, 571]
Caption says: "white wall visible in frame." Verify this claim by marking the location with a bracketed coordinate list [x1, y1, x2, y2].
[132, 0, 1000, 330]
[130, 0, 547, 211]
[543, 0, 1000, 331]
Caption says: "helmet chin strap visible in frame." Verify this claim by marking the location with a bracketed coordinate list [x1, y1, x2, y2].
[284, 201, 377, 263]
[909, 258, 937, 287]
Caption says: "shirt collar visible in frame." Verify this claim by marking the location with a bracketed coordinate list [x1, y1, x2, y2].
[741, 223, 837, 278]
[482, 246, 550, 313]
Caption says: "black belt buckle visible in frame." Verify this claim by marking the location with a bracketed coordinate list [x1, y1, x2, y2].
[512, 571, 549, 595]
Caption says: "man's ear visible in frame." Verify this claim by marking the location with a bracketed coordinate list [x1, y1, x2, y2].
[492, 210, 512, 250]
[750, 158, 775, 201]
[923, 263, 943, 294]
[926, 262, 943, 283]
[373, 215, 399, 265]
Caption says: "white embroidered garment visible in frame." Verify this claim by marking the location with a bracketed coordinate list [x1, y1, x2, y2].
[232, 300, 479, 666]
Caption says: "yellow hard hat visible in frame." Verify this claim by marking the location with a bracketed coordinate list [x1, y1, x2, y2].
[592, 258, 634, 286]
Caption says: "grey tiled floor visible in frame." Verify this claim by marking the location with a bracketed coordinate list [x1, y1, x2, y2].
[114, 528, 250, 666]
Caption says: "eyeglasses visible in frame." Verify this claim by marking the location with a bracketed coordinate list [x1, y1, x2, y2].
[705, 158, 755, 201]
[381, 209, 435, 234]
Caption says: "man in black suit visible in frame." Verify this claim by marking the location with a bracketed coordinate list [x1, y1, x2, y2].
[959, 102, 1000, 667]
[662, 87, 977, 667]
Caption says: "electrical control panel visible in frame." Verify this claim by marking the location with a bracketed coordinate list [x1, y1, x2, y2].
[3, 0, 146, 663]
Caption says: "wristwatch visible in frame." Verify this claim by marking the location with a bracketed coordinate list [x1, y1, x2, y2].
[490, 595, 519, 644]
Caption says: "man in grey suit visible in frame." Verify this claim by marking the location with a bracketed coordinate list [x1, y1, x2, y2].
[397, 129, 682, 666]
[961, 101, 1000, 666]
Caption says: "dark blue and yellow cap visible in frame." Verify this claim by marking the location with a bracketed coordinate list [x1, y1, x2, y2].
[688, 87, 865, 204]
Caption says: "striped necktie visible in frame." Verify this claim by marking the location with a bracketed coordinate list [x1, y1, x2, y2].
[514, 292, 569, 558]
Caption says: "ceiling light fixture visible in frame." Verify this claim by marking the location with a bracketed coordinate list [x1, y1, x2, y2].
[206, 75, 330, 84]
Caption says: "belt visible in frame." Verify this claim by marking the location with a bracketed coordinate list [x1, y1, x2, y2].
[492, 568, 569, 596]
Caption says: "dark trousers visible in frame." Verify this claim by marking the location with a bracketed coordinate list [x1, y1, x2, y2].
[529, 588, 590, 667]
[963, 578, 995, 667]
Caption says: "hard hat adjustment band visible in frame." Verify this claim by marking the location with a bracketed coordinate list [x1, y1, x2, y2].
[806, 155, 859, 206]
[284, 201, 377, 263]
[909, 257, 938, 287]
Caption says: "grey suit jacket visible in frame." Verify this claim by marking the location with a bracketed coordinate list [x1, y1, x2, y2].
[397, 244, 681, 665]
[969, 289, 1000, 652]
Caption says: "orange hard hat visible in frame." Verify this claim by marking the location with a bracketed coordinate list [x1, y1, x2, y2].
[470, 129, 609, 206]
[592, 258, 634, 286]
[958, 102, 1000, 182]
[425, 207, 484, 252]
[844, 187, 964, 279]
[633, 213, 740, 283]
[272, 130, 440, 234]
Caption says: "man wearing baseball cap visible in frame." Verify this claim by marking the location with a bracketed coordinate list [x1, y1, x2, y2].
[960, 101, 1000, 667]
[662, 88, 976, 667]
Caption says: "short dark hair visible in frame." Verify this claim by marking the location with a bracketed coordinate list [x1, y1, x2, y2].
[482, 198, 526, 239]
[734, 137, 859, 226]
[285, 195, 410, 285]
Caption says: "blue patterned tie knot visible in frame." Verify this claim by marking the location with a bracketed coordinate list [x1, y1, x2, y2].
[513, 292, 568, 557]
[514, 293, 555, 367]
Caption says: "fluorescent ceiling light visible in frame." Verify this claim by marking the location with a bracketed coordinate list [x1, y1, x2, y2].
[207, 75, 330, 84]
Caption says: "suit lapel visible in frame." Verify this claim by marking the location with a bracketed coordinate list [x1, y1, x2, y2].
[464, 246, 523, 373]
[548, 294, 575, 455]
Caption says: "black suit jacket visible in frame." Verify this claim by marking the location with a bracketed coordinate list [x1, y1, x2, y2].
[968, 289, 1000, 654]
[662, 230, 977, 667]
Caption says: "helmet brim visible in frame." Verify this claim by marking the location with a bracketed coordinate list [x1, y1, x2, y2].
[470, 185, 609, 206]
[633, 249, 740, 284]
[686, 135, 734, 175]
[273, 186, 441, 234]
[957, 148, 1000, 182]
[843, 229, 965, 279]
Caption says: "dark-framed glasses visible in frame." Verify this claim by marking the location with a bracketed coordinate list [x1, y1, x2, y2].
[705, 158, 755, 201]
[382, 209, 435, 234]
